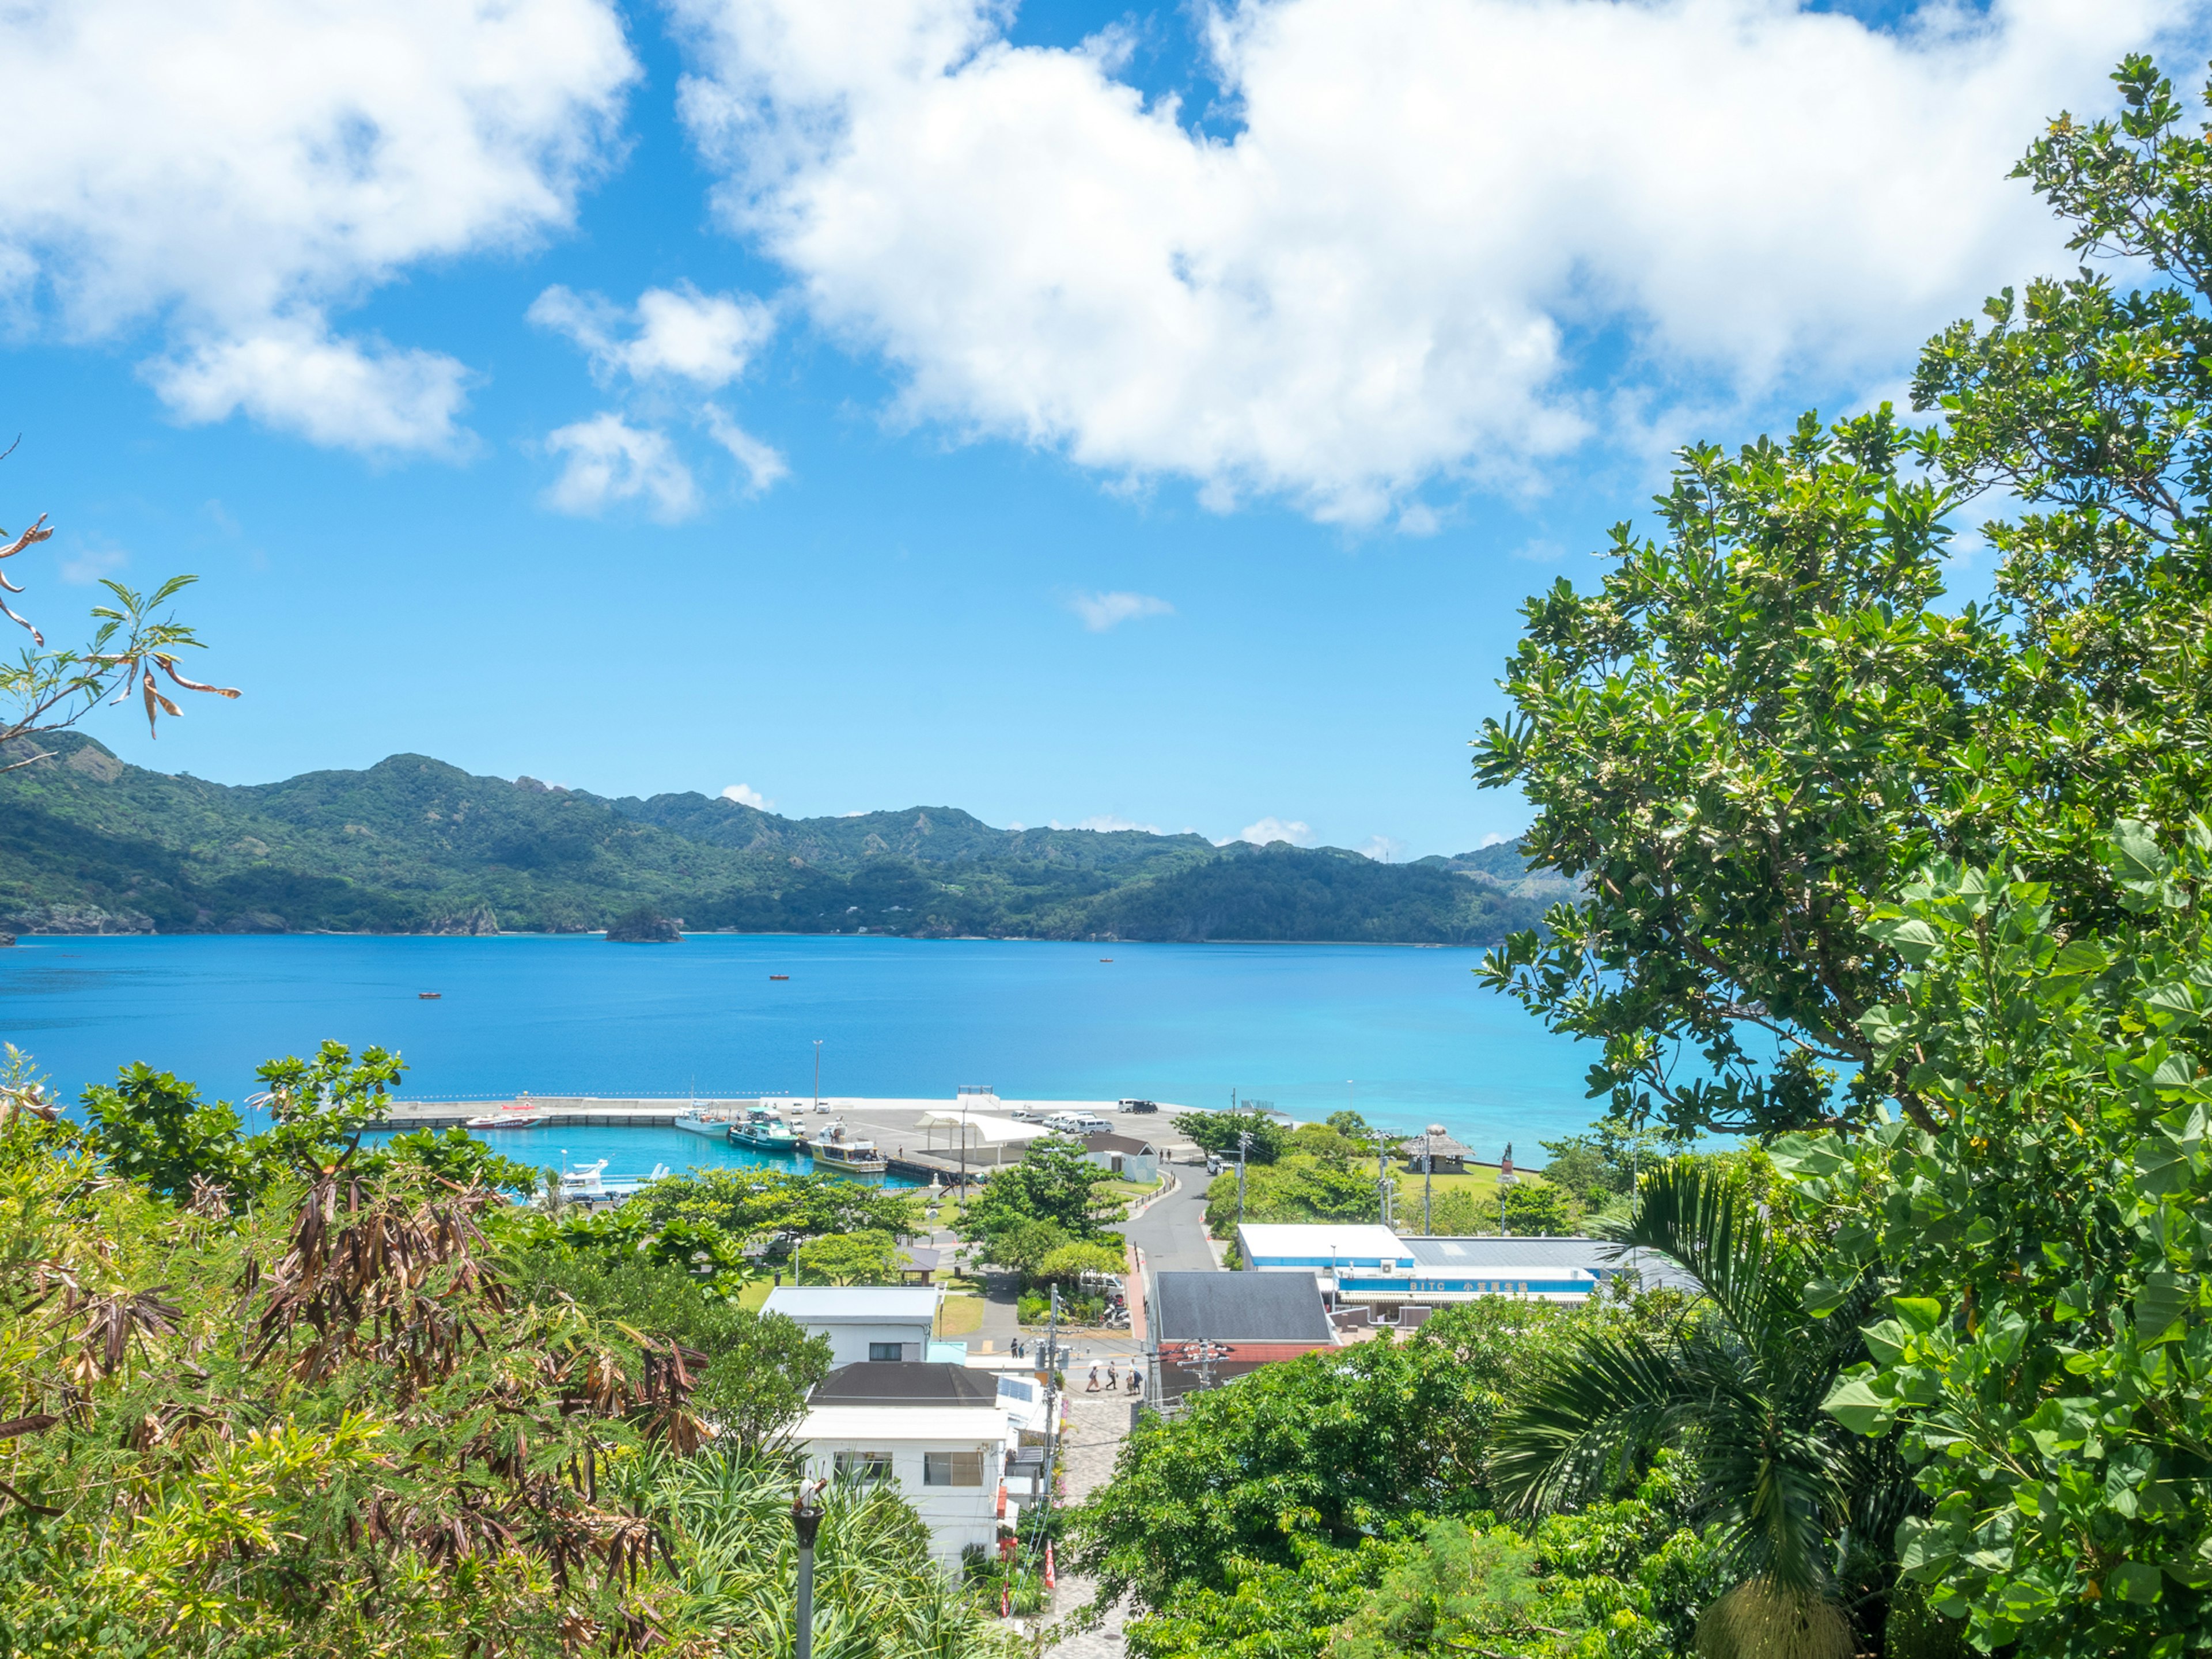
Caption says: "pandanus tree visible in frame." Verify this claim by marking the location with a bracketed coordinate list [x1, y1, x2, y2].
[1490, 1160, 1915, 1659]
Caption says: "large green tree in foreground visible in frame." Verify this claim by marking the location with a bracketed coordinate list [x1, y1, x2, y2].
[1476, 55, 2212, 1141]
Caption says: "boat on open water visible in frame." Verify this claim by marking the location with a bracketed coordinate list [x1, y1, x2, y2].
[673, 1103, 737, 1137]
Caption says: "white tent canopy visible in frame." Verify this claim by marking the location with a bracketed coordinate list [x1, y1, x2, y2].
[915, 1111, 1049, 1164]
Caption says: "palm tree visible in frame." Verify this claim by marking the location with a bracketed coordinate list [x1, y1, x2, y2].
[1489, 1160, 1914, 1659]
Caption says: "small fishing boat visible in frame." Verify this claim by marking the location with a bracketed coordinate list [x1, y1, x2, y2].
[419, 991, 443, 999]
[808, 1122, 888, 1175]
[768, 974, 789, 981]
[466, 1103, 548, 1130]
[729, 1106, 803, 1153]
[673, 1104, 735, 1137]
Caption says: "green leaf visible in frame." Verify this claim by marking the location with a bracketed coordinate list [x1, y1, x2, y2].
[1891, 1296, 1944, 1335]
[2111, 1562, 2165, 1605]
[2136, 1271, 2192, 1343]
[1821, 1372, 1895, 1437]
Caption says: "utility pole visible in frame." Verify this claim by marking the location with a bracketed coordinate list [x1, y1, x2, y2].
[1498, 1142, 1515, 1236]
[1422, 1127, 1434, 1237]
[1039, 1286, 1062, 1534]
[791, 1478, 825, 1659]
[1236, 1129, 1252, 1236]
[812, 1039, 823, 1112]
[1375, 1132, 1391, 1228]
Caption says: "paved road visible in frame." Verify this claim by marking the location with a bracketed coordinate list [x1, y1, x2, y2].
[1118, 1161, 1217, 1277]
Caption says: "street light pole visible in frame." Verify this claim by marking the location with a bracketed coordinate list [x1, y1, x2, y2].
[792, 1478, 826, 1659]
[1375, 1133, 1390, 1229]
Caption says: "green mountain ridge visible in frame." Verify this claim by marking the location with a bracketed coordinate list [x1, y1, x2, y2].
[0, 734, 1556, 944]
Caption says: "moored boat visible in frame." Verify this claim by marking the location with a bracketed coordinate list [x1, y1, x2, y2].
[673, 1105, 735, 1136]
[808, 1121, 887, 1174]
[729, 1106, 803, 1153]
[466, 1104, 548, 1130]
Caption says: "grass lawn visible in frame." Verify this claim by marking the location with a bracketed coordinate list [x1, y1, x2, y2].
[733, 1278, 774, 1312]
[936, 1294, 985, 1337]
[1102, 1176, 1164, 1202]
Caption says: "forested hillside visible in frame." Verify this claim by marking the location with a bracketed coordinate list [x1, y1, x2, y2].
[0, 734, 1547, 942]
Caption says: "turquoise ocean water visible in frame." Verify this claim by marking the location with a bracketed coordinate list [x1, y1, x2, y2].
[0, 933, 1601, 1176]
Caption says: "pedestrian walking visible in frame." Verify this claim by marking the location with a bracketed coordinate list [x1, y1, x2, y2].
[1086, 1361, 1101, 1392]
[1128, 1363, 1143, 1395]
[1105, 1359, 1118, 1389]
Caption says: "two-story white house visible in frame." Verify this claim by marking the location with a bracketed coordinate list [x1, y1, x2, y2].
[794, 1361, 1058, 1568]
[763, 1285, 942, 1365]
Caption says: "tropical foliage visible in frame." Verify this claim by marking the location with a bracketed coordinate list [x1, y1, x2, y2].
[1493, 1161, 1912, 1655]
[0, 1047, 1007, 1656]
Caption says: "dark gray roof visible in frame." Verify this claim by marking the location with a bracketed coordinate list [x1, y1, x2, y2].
[1083, 1132, 1157, 1156]
[1155, 1271, 1334, 1343]
[810, 1362, 998, 1406]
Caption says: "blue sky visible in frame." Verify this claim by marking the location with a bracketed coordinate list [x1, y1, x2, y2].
[2, 0, 2199, 858]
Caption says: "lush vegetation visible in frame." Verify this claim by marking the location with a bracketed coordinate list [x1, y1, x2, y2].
[1064, 53, 2212, 1659]
[955, 1137, 1127, 1319]
[0, 734, 1546, 943]
[0, 1043, 1014, 1656]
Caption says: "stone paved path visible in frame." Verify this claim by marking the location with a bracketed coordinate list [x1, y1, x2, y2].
[1030, 1384, 1143, 1658]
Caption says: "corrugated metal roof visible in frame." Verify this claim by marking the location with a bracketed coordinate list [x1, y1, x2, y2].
[764, 1286, 942, 1323]
[1401, 1236, 1696, 1290]
[798, 1406, 1012, 1442]
[1155, 1271, 1334, 1343]
[812, 1362, 999, 1406]
[1238, 1224, 1406, 1262]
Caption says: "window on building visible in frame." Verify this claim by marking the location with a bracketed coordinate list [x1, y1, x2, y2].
[834, 1450, 893, 1484]
[868, 1342, 906, 1362]
[923, 1450, 986, 1487]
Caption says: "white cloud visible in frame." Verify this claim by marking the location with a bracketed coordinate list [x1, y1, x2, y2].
[1512, 537, 1567, 564]
[1357, 835, 1408, 863]
[1478, 831, 1511, 849]
[1221, 817, 1314, 847]
[672, 0, 2192, 522]
[721, 782, 775, 809]
[58, 543, 128, 585]
[149, 317, 472, 454]
[0, 0, 634, 450]
[543, 413, 699, 520]
[531, 282, 775, 387]
[1068, 590, 1173, 631]
[703, 403, 791, 493]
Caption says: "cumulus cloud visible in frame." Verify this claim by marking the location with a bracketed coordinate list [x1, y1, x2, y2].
[721, 782, 775, 809]
[531, 282, 775, 387]
[1068, 590, 1173, 631]
[543, 413, 699, 520]
[1221, 817, 1315, 847]
[0, 0, 634, 452]
[149, 318, 472, 454]
[672, 0, 2191, 522]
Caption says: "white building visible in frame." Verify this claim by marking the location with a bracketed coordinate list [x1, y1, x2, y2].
[763, 1285, 943, 1366]
[1234, 1225, 1693, 1305]
[797, 1404, 1016, 1567]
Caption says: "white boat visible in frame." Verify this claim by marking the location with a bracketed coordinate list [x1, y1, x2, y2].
[466, 1106, 549, 1130]
[809, 1123, 887, 1175]
[673, 1106, 735, 1136]
[559, 1158, 611, 1199]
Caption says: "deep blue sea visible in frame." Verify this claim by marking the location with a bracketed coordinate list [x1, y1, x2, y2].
[0, 933, 1601, 1176]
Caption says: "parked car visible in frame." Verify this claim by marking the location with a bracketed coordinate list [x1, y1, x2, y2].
[1118, 1098, 1159, 1113]
[1009, 1107, 1044, 1122]
[1205, 1155, 1223, 1176]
